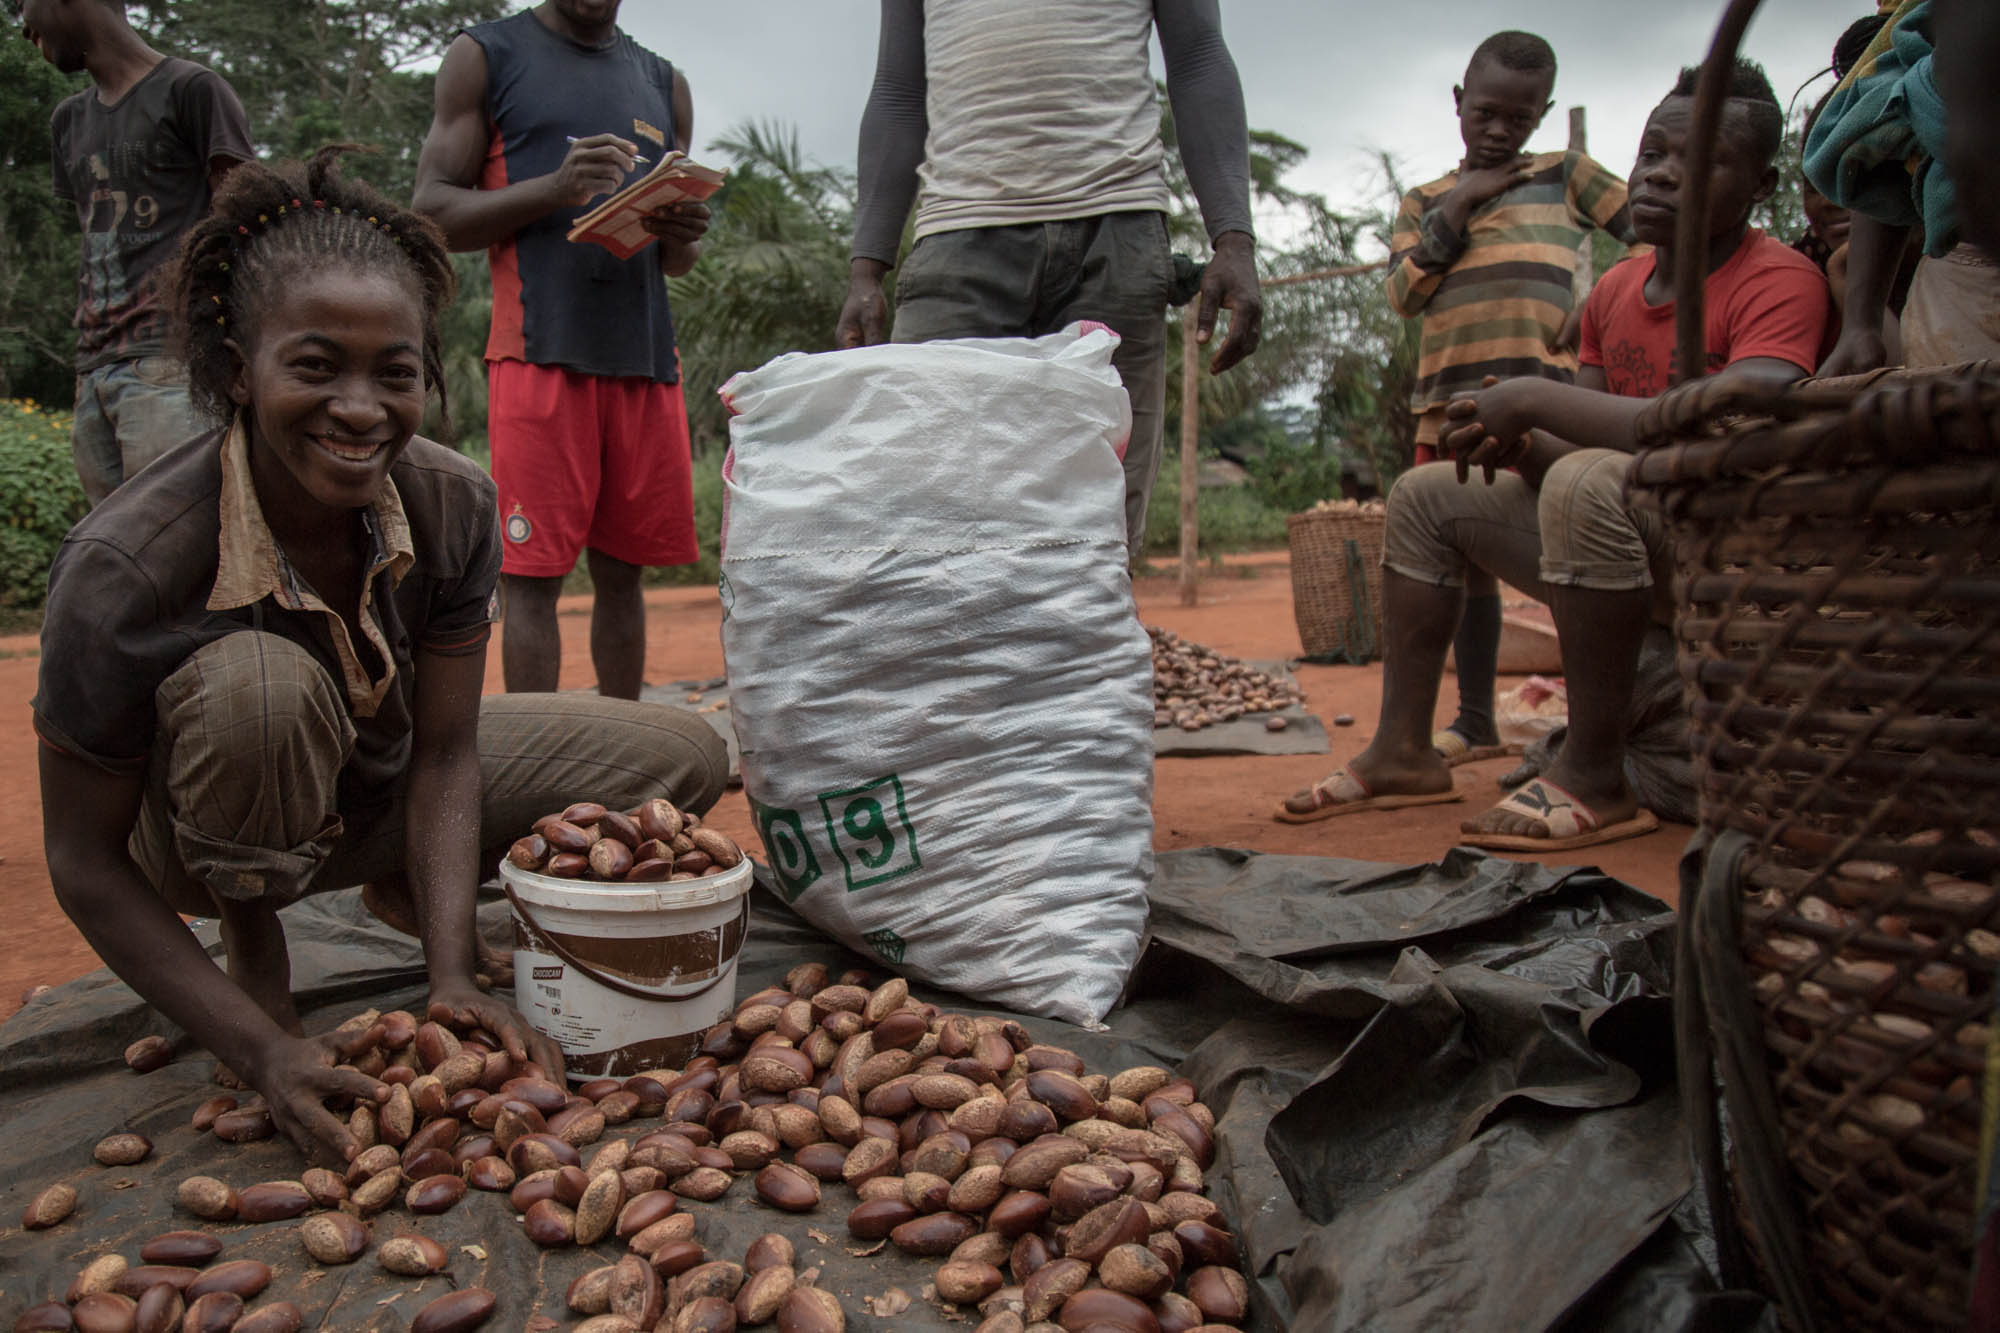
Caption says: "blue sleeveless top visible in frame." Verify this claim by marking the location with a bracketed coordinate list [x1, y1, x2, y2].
[468, 11, 680, 383]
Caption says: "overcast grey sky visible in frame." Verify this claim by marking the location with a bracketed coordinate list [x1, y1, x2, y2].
[618, 0, 1851, 253]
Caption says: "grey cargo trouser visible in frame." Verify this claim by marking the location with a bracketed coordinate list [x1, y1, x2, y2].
[891, 211, 1173, 563]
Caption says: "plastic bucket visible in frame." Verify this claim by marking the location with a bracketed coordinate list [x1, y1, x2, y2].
[501, 858, 752, 1081]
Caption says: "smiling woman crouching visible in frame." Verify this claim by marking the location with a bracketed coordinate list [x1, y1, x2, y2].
[30, 148, 726, 1164]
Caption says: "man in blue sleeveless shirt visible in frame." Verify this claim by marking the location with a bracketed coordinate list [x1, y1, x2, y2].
[415, 0, 708, 698]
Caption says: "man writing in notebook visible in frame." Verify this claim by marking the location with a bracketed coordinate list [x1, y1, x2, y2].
[415, 0, 707, 698]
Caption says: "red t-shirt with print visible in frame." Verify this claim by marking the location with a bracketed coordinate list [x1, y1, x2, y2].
[1581, 229, 1831, 394]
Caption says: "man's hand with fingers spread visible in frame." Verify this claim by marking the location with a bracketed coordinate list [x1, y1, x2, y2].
[250, 1033, 390, 1166]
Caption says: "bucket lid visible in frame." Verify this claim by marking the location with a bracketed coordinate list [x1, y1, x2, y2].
[499, 855, 752, 914]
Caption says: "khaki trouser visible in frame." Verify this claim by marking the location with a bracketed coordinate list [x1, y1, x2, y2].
[1381, 451, 1676, 627]
[130, 631, 729, 904]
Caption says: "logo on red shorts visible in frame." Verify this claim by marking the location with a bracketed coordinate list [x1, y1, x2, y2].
[504, 503, 532, 544]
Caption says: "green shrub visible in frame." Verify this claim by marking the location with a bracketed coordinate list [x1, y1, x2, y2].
[1245, 435, 1347, 514]
[0, 399, 86, 609]
[1141, 451, 1290, 558]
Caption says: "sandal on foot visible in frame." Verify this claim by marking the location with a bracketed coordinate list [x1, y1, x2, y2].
[1456, 777, 1659, 851]
[1431, 728, 1514, 766]
[1274, 765, 1462, 824]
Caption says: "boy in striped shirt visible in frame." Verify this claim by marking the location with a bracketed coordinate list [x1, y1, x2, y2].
[1385, 30, 1634, 764]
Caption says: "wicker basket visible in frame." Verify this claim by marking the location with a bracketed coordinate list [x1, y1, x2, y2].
[1638, 365, 2000, 1330]
[1634, 7, 2000, 1327]
[1287, 506, 1385, 663]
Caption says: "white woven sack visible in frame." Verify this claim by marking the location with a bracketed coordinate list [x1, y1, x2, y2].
[717, 325, 1153, 1025]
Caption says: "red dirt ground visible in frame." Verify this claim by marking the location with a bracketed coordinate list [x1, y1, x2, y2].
[0, 550, 1687, 1022]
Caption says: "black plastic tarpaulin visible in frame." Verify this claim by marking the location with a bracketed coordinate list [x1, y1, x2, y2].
[0, 849, 1769, 1330]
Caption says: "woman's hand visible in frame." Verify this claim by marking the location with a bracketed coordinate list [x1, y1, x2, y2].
[426, 980, 566, 1080]
[246, 1032, 390, 1166]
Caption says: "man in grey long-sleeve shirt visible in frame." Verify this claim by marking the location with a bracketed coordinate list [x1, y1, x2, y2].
[836, 0, 1263, 561]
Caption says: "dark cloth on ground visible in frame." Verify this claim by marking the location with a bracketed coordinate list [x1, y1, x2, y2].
[0, 849, 1759, 1331]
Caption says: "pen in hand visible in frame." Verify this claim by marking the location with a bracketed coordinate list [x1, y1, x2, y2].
[566, 135, 650, 166]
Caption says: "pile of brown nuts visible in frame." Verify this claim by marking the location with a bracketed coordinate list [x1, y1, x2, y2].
[25, 953, 1248, 1331]
[1150, 627, 1303, 733]
[507, 798, 744, 883]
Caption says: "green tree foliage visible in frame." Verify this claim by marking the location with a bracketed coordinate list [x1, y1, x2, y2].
[129, 0, 508, 202]
[0, 36, 86, 404]
[667, 123, 856, 455]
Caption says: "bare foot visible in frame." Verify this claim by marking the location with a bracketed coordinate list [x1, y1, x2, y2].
[362, 878, 513, 984]
[1459, 761, 1638, 840]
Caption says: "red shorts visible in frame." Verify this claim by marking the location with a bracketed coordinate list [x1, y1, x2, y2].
[487, 359, 698, 576]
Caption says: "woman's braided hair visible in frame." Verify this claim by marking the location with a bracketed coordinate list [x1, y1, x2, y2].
[161, 145, 457, 435]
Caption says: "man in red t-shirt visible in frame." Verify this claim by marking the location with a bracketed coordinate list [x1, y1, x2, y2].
[1277, 59, 1830, 850]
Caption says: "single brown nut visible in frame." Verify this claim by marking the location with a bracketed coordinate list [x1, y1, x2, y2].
[870, 1010, 929, 1050]
[349, 1167, 402, 1216]
[1057, 1287, 1161, 1329]
[233, 1302, 306, 1333]
[742, 1047, 814, 1094]
[608, 1253, 666, 1328]
[855, 1176, 905, 1204]
[174, 1175, 238, 1222]
[1097, 1243, 1174, 1301]
[567, 1264, 618, 1314]
[124, 1034, 175, 1073]
[1066, 1198, 1153, 1269]
[998, 1099, 1060, 1142]
[212, 1103, 277, 1143]
[1185, 1265, 1249, 1323]
[775, 1285, 846, 1333]
[507, 834, 550, 870]
[188, 1094, 238, 1132]
[671, 1295, 738, 1333]
[299, 1211, 370, 1265]
[295, 1166, 346, 1210]
[754, 1161, 822, 1212]
[571, 1316, 641, 1333]
[890, 1210, 980, 1257]
[1107, 1066, 1172, 1103]
[132, 1282, 185, 1333]
[179, 1291, 245, 1333]
[91, 1131, 152, 1167]
[111, 1264, 201, 1300]
[1172, 1220, 1238, 1269]
[690, 828, 742, 869]
[233, 1180, 312, 1224]
[545, 851, 591, 878]
[378, 1233, 450, 1276]
[1021, 1258, 1091, 1323]
[24, 1176, 80, 1232]
[649, 1237, 708, 1278]
[721, 1129, 782, 1170]
[15, 1301, 79, 1333]
[671, 1260, 746, 1308]
[616, 1188, 680, 1238]
[1048, 1163, 1123, 1221]
[1001, 1137, 1088, 1191]
[524, 1197, 577, 1246]
[902, 1170, 953, 1213]
[463, 1155, 515, 1192]
[946, 1162, 1006, 1214]
[635, 797, 686, 843]
[410, 1286, 498, 1333]
[675, 1166, 735, 1202]
[628, 1213, 698, 1258]
[745, 1232, 796, 1273]
[840, 1136, 899, 1187]
[847, 1197, 919, 1239]
[537, 817, 594, 854]
[936, 1260, 1007, 1306]
[70, 1253, 131, 1301]
[346, 1143, 401, 1185]
[406, 1172, 467, 1215]
[950, 1232, 1014, 1269]
[185, 1259, 272, 1302]
[736, 1263, 797, 1325]
[590, 837, 636, 879]
[988, 1190, 1053, 1238]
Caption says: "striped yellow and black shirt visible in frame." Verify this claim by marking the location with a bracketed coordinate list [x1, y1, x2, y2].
[1387, 149, 1636, 414]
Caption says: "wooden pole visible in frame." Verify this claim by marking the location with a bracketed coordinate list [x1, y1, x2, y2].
[1176, 301, 1202, 607]
[1568, 107, 1594, 299]
[1170, 256, 1386, 606]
